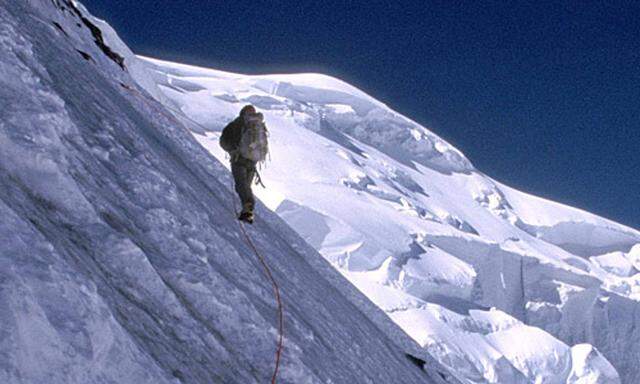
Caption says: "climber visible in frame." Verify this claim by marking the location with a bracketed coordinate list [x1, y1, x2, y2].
[219, 105, 269, 224]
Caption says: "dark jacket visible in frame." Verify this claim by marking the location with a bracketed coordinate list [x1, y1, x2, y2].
[220, 117, 244, 153]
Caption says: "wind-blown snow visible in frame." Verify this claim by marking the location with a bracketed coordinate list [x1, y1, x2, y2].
[132, 33, 639, 384]
[0, 1, 456, 383]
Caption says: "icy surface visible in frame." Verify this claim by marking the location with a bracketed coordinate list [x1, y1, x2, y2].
[134, 30, 639, 384]
[0, 1, 456, 383]
[4, 0, 640, 383]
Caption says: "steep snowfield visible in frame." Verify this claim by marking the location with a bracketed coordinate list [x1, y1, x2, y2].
[0, 1, 456, 383]
[130, 31, 638, 384]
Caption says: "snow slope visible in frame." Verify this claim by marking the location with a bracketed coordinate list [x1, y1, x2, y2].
[0, 1, 457, 383]
[129, 30, 639, 384]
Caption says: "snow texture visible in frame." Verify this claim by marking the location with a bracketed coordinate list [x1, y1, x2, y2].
[132, 20, 639, 384]
[4, 0, 640, 383]
[0, 1, 456, 383]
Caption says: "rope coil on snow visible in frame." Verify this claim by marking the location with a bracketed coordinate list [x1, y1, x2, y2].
[120, 82, 284, 383]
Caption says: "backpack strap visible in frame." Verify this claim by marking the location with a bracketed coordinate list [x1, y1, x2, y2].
[254, 170, 266, 188]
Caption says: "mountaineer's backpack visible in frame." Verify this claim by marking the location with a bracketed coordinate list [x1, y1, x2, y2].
[238, 112, 269, 163]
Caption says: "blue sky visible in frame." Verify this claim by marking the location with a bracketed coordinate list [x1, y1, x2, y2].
[83, 0, 639, 229]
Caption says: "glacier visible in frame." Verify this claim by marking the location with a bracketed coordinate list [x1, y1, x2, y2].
[134, 20, 637, 384]
[2, 0, 640, 383]
[135, 53, 638, 383]
[0, 1, 455, 383]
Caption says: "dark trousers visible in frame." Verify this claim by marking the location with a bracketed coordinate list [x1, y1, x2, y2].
[231, 158, 256, 212]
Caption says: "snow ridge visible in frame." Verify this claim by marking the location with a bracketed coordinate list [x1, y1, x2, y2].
[133, 27, 637, 384]
[0, 1, 455, 383]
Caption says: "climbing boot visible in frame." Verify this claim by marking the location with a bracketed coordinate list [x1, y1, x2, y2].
[238, 202, 254, 224]
[238, 210, 254, 224]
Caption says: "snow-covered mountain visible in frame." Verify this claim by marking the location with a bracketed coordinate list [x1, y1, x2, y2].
[132, 54, 640, 383]
[128, 20, 640, 384]
[3, 1, 639, 383]
[0, 1, 456, 383]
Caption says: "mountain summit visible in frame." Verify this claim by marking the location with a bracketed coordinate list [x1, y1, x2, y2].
[2, 1, 639, 383]
[135, 53, 637, 382]
[0, 1, 454, 383]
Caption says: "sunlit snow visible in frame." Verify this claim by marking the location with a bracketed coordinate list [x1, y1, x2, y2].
[133, 46, 638, 384]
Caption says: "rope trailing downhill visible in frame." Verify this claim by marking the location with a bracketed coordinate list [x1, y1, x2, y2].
[120, 82, 284, 383]
[231, 186, 284, 384]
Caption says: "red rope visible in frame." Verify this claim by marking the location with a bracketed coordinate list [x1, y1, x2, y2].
[233, 198, 284, 384]
[120, 82, 284, 382]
